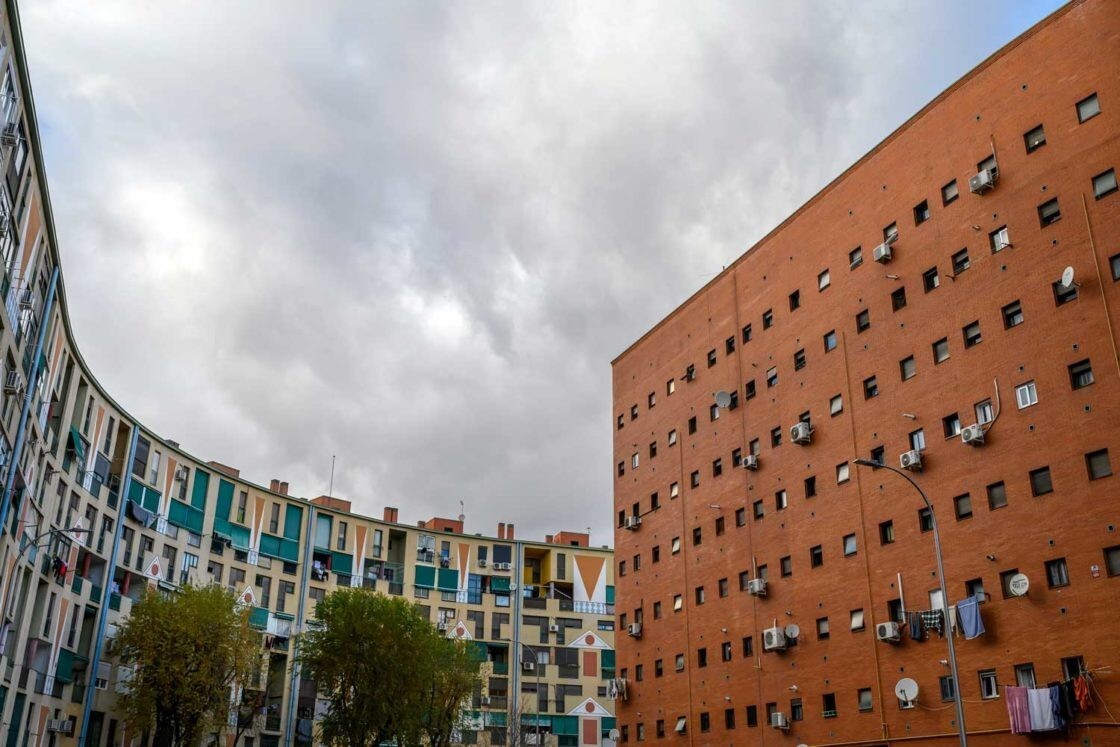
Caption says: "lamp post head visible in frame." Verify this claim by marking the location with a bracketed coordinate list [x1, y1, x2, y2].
[853, 458, 883, 469]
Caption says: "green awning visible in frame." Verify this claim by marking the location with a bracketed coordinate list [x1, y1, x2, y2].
[259, 533, 300, 563]
[68, 427, 87, 465]
[331, 552, 353, 576]
[274, 612, 295, 621]
[248, 606, 269, 631]
[230, 524, 252, 551]
[553, 716, 578, 735]
[437, 568, 458, 592]
[414, 565, 436, 589]
[167, 499, 205, 533]
[55, 649, 76, 683]
[601, 650, 615, 670]
[490, 577, 511, 593]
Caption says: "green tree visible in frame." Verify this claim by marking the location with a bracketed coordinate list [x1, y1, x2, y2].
[299, 588, 480, 746]
[115, 584, 258, 746]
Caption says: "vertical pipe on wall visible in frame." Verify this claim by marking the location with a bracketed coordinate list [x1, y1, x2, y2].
[284, 505, 316, 746]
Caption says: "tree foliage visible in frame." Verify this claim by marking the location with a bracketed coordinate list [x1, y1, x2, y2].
[115, 584, 258, 746]
[299, 588, 480, 747]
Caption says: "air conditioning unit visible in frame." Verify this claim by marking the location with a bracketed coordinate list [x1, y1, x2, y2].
[481, 695, 491, 706]
[873, 242, 893, 264]
[960, 424, 985, 446]
[3, 370, 20, 394]
[790, 422, 812, 445]
[174, 466, 189, 482]
[876, 621, 901, 643]
[762, 626, 787, 652]
[627, 622, 642, 638]
[770, 712, 789, 730]
[548, 623, 559, 633]
[742, 454, 760, 470]
[47, 719, 74, 734]
[478, 558, 487, 567]
[522, 660, 536, 672]
[969, 168, 997, 194]
[1, 122, 17, 148]
[18, 289, 33, 309]
[899, 449, 922, 471]
[494, 562, 511, 571]
[624, 515, 642, 530]
[747, 578, 767, 597]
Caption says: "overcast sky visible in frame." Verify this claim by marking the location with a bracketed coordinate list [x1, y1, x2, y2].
[20, 1, 1061, 544]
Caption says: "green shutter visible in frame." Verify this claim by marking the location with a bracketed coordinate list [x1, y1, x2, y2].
[283, 505, 303, 541]
[259, 534, 282, 558]
[414, 565, 436, 588]
[437, 568, 458, 591]
[280, 538, 300, 563]
[55, 649, 76, 683]
[248, 606, 269, 631]
[601, 718, 616, 732]
[605, 585, 615, 604]
[331, 552, 353, 575]
[127, 482, 161, 513]
[469, 641, 488, 662]
[216, 480, 235, 520]
[490, 576, 511, 593]
[68, 427, 87, 465]
[601, 650, 615, 669]
[230, 524, 251, 551]
[191, 470, 210, 511]
[552, 716, 578, 735]
[168, 499, 204, 533]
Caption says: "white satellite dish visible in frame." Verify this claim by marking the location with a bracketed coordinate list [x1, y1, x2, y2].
[1060, 266, 1076, 289]
[1009, 573, 1030, 597]
[895, 677, 919, 706]
[714, 390, 732, 409]
[784, 623, 800, 640]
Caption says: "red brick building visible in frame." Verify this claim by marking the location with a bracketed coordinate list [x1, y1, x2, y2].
[611, 1, 1120, 744]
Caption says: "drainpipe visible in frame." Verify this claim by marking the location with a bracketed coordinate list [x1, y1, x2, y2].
[78, 426, 139, 746]
[284, 505, 316, 746]
[0, 265, 58, 533]
[511, 539, 524, 737]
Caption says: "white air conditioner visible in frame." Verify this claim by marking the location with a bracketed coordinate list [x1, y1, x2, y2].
[3, 370, 20, 394]
[478, 558, 487, 567]
[481, 695, 491, 706]
[876, 621, 901, 643]
[873, 242, 893, 263]
[790, 421, 812, 445]
[770, 712, 789, 730]
[494, 562, 510, 571]
[522, 660, 536, 672]
[742, 454, 760, 470]
[174, 466, 189, 482]
[548, 623, 560, 633]
[47, 719, 74, 734]
[969, 168, 997, 194]
[747, 578, 767, 597]
[961, 424, 985, 446]
[627, 622, 642, 638]
[1, 122, 17, 148]
[762, 626, 787, 652]
[624, 515, 642, 530]
[899, 449, 923, 471]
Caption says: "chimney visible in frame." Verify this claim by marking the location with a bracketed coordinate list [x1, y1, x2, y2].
[279, 481, 289, 496]
[383, 507, 399, 524]
[270, 479, 281, 493]
[498, 522, 506, 540]
[546, 534, 554, 544]
[507, 523, 515, 539]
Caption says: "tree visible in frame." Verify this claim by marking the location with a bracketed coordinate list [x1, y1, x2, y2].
[299, 588, 480, 747]
[115, 584, 258, 746]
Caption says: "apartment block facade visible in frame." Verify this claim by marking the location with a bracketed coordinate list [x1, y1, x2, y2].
[612, 1, 1119, 745]
[0, 3, 617, 746]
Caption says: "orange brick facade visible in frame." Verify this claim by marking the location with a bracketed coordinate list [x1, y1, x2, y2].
[611, 1, 1120, 745]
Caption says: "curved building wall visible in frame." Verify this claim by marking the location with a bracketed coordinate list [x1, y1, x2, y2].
[0, 3, 616, 746]
[612, 0, 1120, 744]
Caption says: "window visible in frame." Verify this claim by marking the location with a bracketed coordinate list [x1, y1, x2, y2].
[909, 428, 926, 452]
[1046, 557, 1069, 588]
[688, 416, 697, 434]
[965, 578, 985, 600]
[1029, 467, 1053, 496]
[632, 453, 640, 469]
[673, 595, 683, 612]
[810, 545, 823, 568]
[269, 504, 280, 534]
[631, 404, 639, 420]
[1015, 663, 1036, 688]
[850, 609, 865, 632]
[724, 707, 735, 729]
[617, 461, 625, 477]
[884, 222, 898, 242]
[918, 507, 933, 532]
[923, 266, 940, 292]
[951, 249, 970, 275]
[649, 441, 658, 459]
[843, 534, 857, 556]
[818, 269, 831, 290]
[1067, 358, 1094, 389]
[858, 688, 873, 712]
[671, 536, 680, 553]
[790, 699, 804, 721]
[822, 693, 837, 717]
[1001, 300, 1023, 329]
[1077, 92, 1100, 123]
[780, 556, 792, 577]
[789, 290, 801, 311]
[718, 577, 728, 597]
[793, 348, 806, 370]
[933, 337, 950, 364]
[692, 526, 702, 545]
[742, 636, 754, 657]
[804, 475, 817, 498]
[856, 309, 870, 333]
[1038, 198, 1061, 226]
[962, 320, 982, 348]
[725, 336, 736, 356]
[695, 586, 705, 605]
[715, 515, 725, 535]
[1093, 169, 1118, 199]
[849, 246, 863, 269]
[954, 493, 973, 520]
[1053, 280, 1078, 306]
[891, 286, 907, 311]
[668, 429, 677, 446]
[879, 520, 894, 545]
[913, 200, 930, 225]
[337, 521, 347, 550]
[1113, 253, 1120, 280]
[990, 225, 1011, 253]
[1015, 381, 1038, 409]
[762, 309, 773, 329]
[707, 349, 717, 368]
[666, 378, 676, 395]
[1062, 655, 1085, 681]
[987, 481, 1008, 510]
[1024, 124, 1046, 153]
[775, 490, 787, 510]
[766, 367, 778, 388]
[745, 379, 757, 400]
[735, 506, 746, 527]
[742, 324, 752, 343]
[943, 413, 961, 438]
[648, 391, 656, 408]
[898, 355, 916, 381]
[770, 427, 781, 447]
[753, 500, 764, 520]
[827, 395, 842, 418]
[942, 179, 959, 205]
[824, 330, 837, 352]
[978, 154, 997, 174]
[1086, 449, 1112, 480]
[697, 648, 707, 669]
[863, 376, 878, 399]
[1102, 545, 1119, 576]
[709, 404, 720, 423]
[816, 617, 829, 640]
[973, 398, 992, 425]
[940, 676, 956, 702]
[836, 462, 850, 484]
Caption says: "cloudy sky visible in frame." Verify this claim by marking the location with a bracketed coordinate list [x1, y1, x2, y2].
[19, 0, 1060, 543]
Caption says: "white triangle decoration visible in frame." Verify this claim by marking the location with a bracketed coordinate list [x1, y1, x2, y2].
[238, 585, 257, 608]
[567, 630, 611, 650]
[449, 620, 473, 640]
[567, 697, 611, 717]
[143, 554, 162, 580]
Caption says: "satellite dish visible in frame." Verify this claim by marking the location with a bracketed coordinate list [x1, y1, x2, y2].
[1060, 266, 1075, 289]
[895, 677, 919, 703]
[785, 623, 800, 639]
[714, 390, 732, 409]
[1009, 573, 1030, 597]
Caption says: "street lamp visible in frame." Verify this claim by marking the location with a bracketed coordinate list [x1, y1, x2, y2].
[853, 458, 967, 747]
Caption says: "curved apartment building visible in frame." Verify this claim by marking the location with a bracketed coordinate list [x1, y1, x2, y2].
[0, 3, 617, 746]
[612, 1, 1119, 744]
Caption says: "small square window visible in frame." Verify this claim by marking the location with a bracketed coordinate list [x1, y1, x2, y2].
[856, 309, 871, 333]
[816, 616, 829, 639]
[672, 537, 681, 553]
[1024, 124, 1046, 153]
[690, 470, 700, 488]
[670, 482, 679, 499]
[962, 320, 982, 348]
[918, 507, 933, 532]
[725, 336, 735, 355]
[965, 578, 985, 599]
[630, 404, 639, 421]
[863, 376, 878, 399]
[1053, 280, 1079, 306]
[990, 225, 1011, 253]
[617, 414, 624, 430]
[943, 412, 961, 438]
[899, 356, 916, 381]
[1069, 359, 1094, 389]
[673, 595, 683, 611]
[890, 286, 907, 311]
[688, 416, 697, 434]
[879, 520, 894, 545]
[1002, 300, 1024, 328]
[850, 609, 865, 632]
[695, 586, 705, 604]
[824, 330, 837, 352]
[804, 475, 817, 498]
[1045, 557, 1069, 588]
[858, 688, 873, 712]
[883, 222, 898, 242]
[1093, 169, 1118, 200]
[810, 545, 823, 567]
[975, 399, 993, 424]
[1077, 92, 1100, 123]
[923, 267, 940, 292]
[1029, 466, 1053, 496]
[712, 458, 722, 478]
[1104, 546, 1120, 577]
[1111, 253, 1120, 281]
[1014, 663, 1036, 688]
[775, 489, 788, 511]
[836, 462, 850, 484]
[829, 394, 843, 416]
[667, 379, 676, 396]
[987, 481, 1008, 510]
[707, 349, 717, 367]
[941, 179, 959, 205]
[939, 675, 956, 702]
[951, 249, 970, 275]
[978, 154, 997, 174]
[1015, 381, 1038, 409]
[849, 246, 863, 269]
[710, 404, 720, 422]
[954, 493, 973, 520]
[1038, 198, 1061, 226]
[1086, 449, 1112, 480]
[617, 461, 625, 477]
[753, 500, 764, 520]
[843, 534, 857, 556]
[770, 426, 782, 447]
[742, 324, 753, 343]
[789, 290, 801, 311]
[780, 555, 792, 577]
[649, 441, 657, 459]
[735, 507, 746, 527]
[762, 309, 774, 329]
[766, 367, 778, 388]
[745, 380, 756, 400]
[909, 428, 926, 452]
[668, 429, 678, 446]
[913, 200, 930, 225]
[933, 337, 950, 364]
[818, 269, 831, 291]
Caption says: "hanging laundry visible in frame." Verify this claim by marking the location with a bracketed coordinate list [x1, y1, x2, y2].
[1048, 683, 1068, 733]
[1028, 687, 1056, 731]
[1005, 686, 1031, 734]
[908, 611, 923, 640]
[955, 595, 985, 639]
[1074, 674, 1093, 711]
[1057, 679, 1078, 719]
[920, 609, 943, 636]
